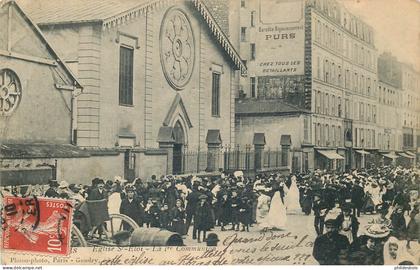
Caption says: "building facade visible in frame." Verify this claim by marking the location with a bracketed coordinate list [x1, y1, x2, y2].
[377, 52, 419, 166]
[0, 0, 84, 185]
[18, 0, 246, 183]
[231, 0, 386, 172]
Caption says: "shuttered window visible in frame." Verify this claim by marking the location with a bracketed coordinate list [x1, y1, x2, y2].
[119, 46, 134, 106]
[211, 72, 221, 117]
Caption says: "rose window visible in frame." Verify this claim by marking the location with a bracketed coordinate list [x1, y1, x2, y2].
[160, 8, 195, 90]
[0, 69, 22, 116]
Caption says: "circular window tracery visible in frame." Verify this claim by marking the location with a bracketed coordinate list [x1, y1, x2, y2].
[0, 69, 22, 116]
[160, 8, 195, 90]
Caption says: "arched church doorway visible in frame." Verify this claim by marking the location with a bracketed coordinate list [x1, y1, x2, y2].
[173, 121, 185, 174]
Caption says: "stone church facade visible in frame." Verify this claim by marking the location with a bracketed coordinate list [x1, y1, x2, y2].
[19, 0, 246, 182]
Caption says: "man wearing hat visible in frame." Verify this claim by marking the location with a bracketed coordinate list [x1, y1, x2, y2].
[88, 178, 107, 200]
[120, 185, 144, 228]
[44, 180, 60, 198]
[313, 192, 329, 235]
[194, 194, 212, 243]
[205, 233, 219, 246]
[313, 219, 350, 265]
[185, 182, 201, 239]
[351, 179, 365, 217]
[336, 204, 359, 244]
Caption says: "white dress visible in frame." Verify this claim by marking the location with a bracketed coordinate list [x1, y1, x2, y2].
[256, 193, 271, 227]
[265, 191, 287, 229]
[285, 180, 301, 214]
[107, 192, 121, 215]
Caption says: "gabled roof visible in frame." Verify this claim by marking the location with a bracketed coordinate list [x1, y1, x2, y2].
[235, 99, 310, 116]
[1, 0, 83, 90]
[18, 0, 247, 73]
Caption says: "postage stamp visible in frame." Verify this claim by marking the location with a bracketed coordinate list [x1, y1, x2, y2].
[1, 196, 74, 256]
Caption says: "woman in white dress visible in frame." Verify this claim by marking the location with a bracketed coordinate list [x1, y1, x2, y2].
[265, 188, 287, 230]
[256, 191, 271, 228]
[285, 176, 301, 214]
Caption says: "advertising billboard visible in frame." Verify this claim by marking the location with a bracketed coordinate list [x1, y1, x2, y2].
[255, 0, 305, 77]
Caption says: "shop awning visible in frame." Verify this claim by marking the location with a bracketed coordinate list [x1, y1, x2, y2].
[355, 150, 370, 155]
[0, 167, 53, 186]
[382, 153, 398, 159]
[398, 152, 414, 159]
[405, 151, 416, 158]
[317, 150, 345, 160]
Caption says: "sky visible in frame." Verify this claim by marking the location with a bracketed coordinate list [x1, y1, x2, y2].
[339, 0, 420, 71]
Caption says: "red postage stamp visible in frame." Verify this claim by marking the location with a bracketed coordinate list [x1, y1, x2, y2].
[1, 196, 74, 256]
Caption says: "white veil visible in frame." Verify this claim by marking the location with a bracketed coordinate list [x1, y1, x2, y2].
[285, 177, 301, 214]
[265, 191, 287, 229]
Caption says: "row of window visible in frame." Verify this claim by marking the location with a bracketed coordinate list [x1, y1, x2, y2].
[403, 113, 420, 129]
[403, 93, 420, 110]
[313, 18, 375, 71]
[314, 89, 377, 123]
[314, 56, 377, 98]
[313, 122, 342, 147]
[353, 128, 376, 149]
[310, 0, 374, 46]
[314, 90, 342, 117]
[118, 46, 222, 117]
[378, 85, 400, 106]
[403, 133, 414, 148]
[377, 133, 399, 151]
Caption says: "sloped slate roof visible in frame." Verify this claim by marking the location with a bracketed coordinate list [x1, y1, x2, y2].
[18, 0, 246, 73]
[1, 0, 83, 90]
[235, 99, 310, 115]
[17, 0, 149, 25]
[0, 143, 90, 159]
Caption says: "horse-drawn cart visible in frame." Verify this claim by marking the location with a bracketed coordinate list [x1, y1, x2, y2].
[72, 199, 140, 247]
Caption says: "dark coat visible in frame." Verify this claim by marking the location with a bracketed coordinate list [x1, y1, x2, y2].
[313, 232, 350, 265]
[164, 186, 179, 209]
[119, 197, 144, 226]
[88, 188, 108, 200]
[313, 200, 329, 217]
[44, 187, 59, 198]
[407, 202, 420, 240]
[391, 212, 407, 239]
[350, 246, 383, 265]
[219, 197, 231, 224]
[170, 207, 185, 235]
[194, 202, 212, 231]
[230, 196, 240, 223]
[186, 190, 200, 216]
[159, 209, 171, 229]
[336, 213, 359, 242]
[351, 185, 365, 208]
[239, 198, 252, 225]
[302, 188, 313, 214]
[148, 204, 161, 227]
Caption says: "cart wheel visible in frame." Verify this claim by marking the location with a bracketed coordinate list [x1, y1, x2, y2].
[103, 213, 140, 241]
[71, 224, 88, 247]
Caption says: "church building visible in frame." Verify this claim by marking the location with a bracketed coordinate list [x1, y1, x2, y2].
[18, 0, 246, 182]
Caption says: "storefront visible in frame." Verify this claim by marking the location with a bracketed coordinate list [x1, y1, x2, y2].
[315, 149, 345, 172]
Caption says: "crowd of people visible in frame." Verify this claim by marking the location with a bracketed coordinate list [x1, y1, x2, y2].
[1, 165, 419, 264]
